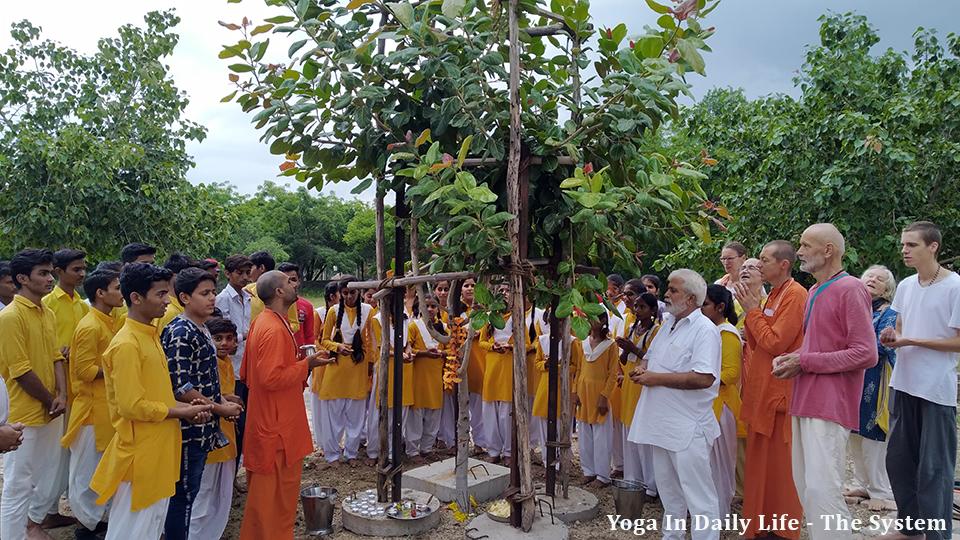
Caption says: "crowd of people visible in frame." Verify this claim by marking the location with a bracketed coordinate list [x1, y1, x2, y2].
[0, 220, 956, 540]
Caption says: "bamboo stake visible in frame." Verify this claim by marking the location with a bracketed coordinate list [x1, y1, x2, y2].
[375, 181, 393, 503]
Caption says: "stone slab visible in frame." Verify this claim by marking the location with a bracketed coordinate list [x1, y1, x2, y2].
[341, 488, 441, 537]
[533, 484, 600, 524]
[403, 457, 511, 503]
[465, 513, 569, 540]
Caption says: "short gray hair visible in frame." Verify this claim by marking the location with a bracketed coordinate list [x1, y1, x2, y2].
[668, 268, 707, 305]
[862, 264, 897, 302]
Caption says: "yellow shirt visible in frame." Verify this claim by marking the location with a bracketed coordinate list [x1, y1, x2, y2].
[372, 316, 414, 407]
[62, 308, 118, 451]
[0, 296, 61, 426]
[91, 318, 182, 511]
[618, 317, 660, 429]
[247, 283, 300, 332]
[156, 294, 184, 330]
[714, 325, 746, 438]
[479, 316, 515, 403]
[318, 304, 374, 400]
[575, 337, 619, 424]
[409, 320, 444, 410]
[42, 285, 90, 350]
[207, 355, 238, 464]
[532, 336, 582, 418]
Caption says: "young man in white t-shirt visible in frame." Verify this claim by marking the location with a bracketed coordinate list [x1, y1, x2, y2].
[879, 221, 960, 540]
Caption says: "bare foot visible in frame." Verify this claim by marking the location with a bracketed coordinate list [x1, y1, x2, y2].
[347, 458, 360, 468]
[26, 521, 54, 540]
[845, 495, 867, 505]
[39, 513, 77, 529]
[863, 498, 897, 512]
[610, 469, 624, 479]
[844, 487, 870, 499]
[580, 475, 597, 486]
[483, 454, 501, 464]
[364, 457, 377, 467]
[315, 460, 338, 471]
[471, 445, 485, 457]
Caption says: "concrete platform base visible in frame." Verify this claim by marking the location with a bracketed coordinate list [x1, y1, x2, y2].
[465, 513, 569, 540]
[341, 488, 441, 537]
[403, 457, 511, 503]
[533, 484, 600, 524]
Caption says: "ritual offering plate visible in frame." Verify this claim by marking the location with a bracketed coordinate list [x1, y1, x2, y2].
[384, 499, 433, 520]
[486, 499, 511, 523]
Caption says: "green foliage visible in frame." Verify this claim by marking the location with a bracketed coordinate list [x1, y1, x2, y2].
[659, 13, 960, 278]
[0, 11, 230, 260]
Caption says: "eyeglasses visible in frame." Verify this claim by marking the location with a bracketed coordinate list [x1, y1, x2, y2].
[719, 257, 741, 262]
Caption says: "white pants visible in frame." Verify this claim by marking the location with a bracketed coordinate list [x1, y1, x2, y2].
[105, 482, 169, 540]
[611, 418, 624, 472]
[709, 406, 737, 518]
[438, 392, 456, 447]
[536, 417, 577, 467]
[406, 408, 442, 456]
[848, 433, 894, 501]
[623, 429, 658, 496]
[69, 426, 108, 530]
[367, 406, 409, 459]
[319, 398, 366, 462]
[578, 419, 613, 482]
[482, 401, 512, 458]
[792, 416, 852, 540]
[310, 392, 324, 447]
[652, 433, 720, 540]
[527, 396, 541, 448]
[469, 393, 486, 448]
[0, 416, 66, 539]
[189, 460, 235, 540]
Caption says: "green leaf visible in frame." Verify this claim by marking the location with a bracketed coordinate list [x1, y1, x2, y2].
[475, 283, 494, 305]
[480, 51, 505, 66]
[576, 192, 602, 208]
[228, 63, 254, 73]
[455, 171, 477, 191]
[558, 261, 572, 275]
[676, 38, 705, 75]
[644, 0, 672, 14]
[251, 24, 273, 36]
[581, 302, 606, 317]
[611, 23, 628, 44]
[426, 141, 440, 163]
[264, 15, 295, 24]
[651, 172, 673, 187]
[288, 39, 308, 57]
[571, 316, 590, 340]
[269, 138, 289, 155]
[560, 177, 585, 189]
[489, 312, 506, 330]
[387, 2, 414, 27]
[675, 167, 708, 180]
[690, 221, 711, 243]
[467, 186, 498, 203]
[220, 90, 238, 103]
[471, 311, 490, 330]
[657, 14, 676, 29]
[635, 35, 664, 59]
[484, 211, 514, 226]
[302, 60, 318, 79]
[441, 0, 466, 18]
[457, 135, 473, 166]
[351, 177, 374, 194]
[347, 0, 376, 8]
[218, 46, 242, 59]
[415, 129, 432, 147]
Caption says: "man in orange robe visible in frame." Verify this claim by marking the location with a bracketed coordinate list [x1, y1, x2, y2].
[239, 271, 331, 539]
[735, 241, 806, 540]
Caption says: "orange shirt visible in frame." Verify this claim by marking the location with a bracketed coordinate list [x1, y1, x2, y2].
[240, 309, 313, 473]
[740, 279, 806, 438]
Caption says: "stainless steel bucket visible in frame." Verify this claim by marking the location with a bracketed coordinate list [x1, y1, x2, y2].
[611, 479, 648, 519]
[301, 485, 338, 536]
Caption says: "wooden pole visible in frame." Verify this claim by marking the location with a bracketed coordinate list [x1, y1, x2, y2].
[375, 181, 393, 503]
[544, 235, 563, 496]
[558, 234, 574, 497]
[455, 321, 475, 514]
[391, 184, 408, 502]
[506, 0, 534, 529]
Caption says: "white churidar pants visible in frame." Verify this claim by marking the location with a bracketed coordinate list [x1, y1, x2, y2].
[709, 405, 737, 518]
[792, 416, 852, 540]
[652, 432, 720, 540]
[367, 406, 409, 459]
[0, 416, 66, 539]
[405, 408, 442, 456]
[438, 391, 456, 447]
[69, 425, 108, 530]
[481, 401, 512, 458]
[623, 425, 658, 496]
[105, 482, 169, 540]
[848, 433, 894, 501]
[189, 459, 235, 540]
[469, 393, 486, 449]
[577, 419, 613, 483]
[319, 398, 366, 462]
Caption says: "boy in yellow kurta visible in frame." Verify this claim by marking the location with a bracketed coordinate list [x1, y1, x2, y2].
[408, 295, 447, 460]
[318, 281, 374, 466]
[575, 312, 619, 488]
[61, 270, 123, 533]
[90, 263, 212, 540]
[189, 317, 242, 540]
[532, 330, 582, 466]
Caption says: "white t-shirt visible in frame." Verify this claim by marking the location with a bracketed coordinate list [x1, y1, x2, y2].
[890, 272, 960, 407]
[627, 309, 721, 452]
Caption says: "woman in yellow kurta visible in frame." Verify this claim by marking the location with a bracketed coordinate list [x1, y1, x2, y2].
[479, 284, 515, 462]
[614, 283, 662, 490]
[575, 312, 619, 488]
[318, 279, 375, 466]
[532, 327, 582, 466]
[367, 310, 413, 462]
[408, 294, 447, 460]
[523, 301, 545, 454]
[702, 284, 744, 518]
[456, 278, 488, 454]
[309, 282, 340, 450]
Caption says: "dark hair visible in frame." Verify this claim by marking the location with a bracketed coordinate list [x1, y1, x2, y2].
[606, 274, 625, 288]
[624, 278, 645, 293]
[224, 254, 253, 273]
[334, 276, 364, 363]
[83, 270, 120, 302]
[95, 261, 123, 273]
[206, 316, 238, 337]
[324, 282, 340, 304]
[10, 249, 54, 290]
[637, 292, 659, 315]
[277, 262, 300, 277]
[641, 274, 661, 291]
[763, 240, 797, 264]
[163, 252, 196, 274]
[53, 248, 86, 270]
[904, 221, 942, 254]
[705, 284, 738, 325]
[249, 251, 275, 271]
[592, 310, 610, 339]
[120, 263, 173, 306]
[198, 259, 219, 271]
[722, 241, 748, 257]
[120, 242, 156, 264]
[175, 267, 216, 300]
[0, 261, 10, 280]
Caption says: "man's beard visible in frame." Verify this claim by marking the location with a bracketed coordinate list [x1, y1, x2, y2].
[799, 254, 825, 273]
[665, 298, 691, 317]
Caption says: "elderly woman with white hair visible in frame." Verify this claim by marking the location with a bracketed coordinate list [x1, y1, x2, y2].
[843, 265, 898, 511]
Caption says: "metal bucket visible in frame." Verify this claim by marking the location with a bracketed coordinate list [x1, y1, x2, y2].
[611, 479, 648, 519]
[301, 485, 338, 536]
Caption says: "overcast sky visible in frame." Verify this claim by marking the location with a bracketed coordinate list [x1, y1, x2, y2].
[2, 1, 957, 201]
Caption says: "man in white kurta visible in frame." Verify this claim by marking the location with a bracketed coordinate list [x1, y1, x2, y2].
[628, 269, 722, 540]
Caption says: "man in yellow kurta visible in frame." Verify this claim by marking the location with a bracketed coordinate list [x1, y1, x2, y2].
[61, 269, 124, 534]
[41, 248, 91, 529]
[90, 263, 212, 540]
[0, 249, 69, 540]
